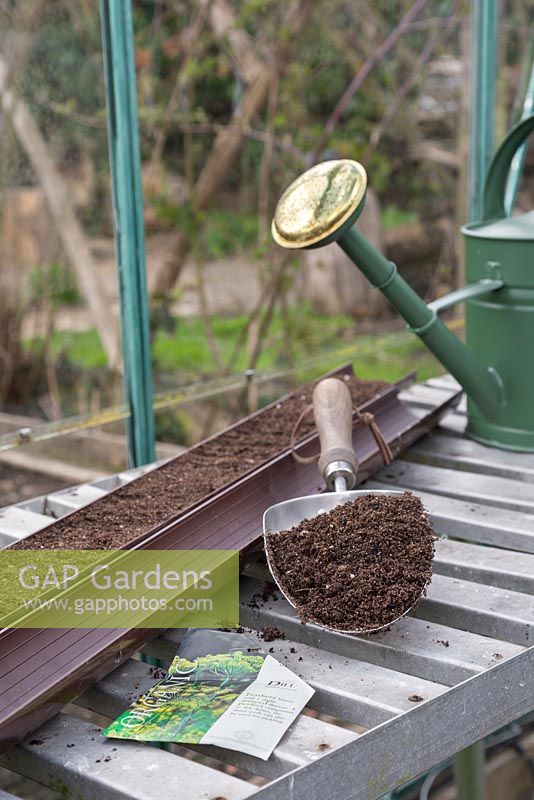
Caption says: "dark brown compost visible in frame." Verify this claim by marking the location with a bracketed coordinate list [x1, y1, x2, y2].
[266, 492, 435, 631]
[12, 376, 385, 550]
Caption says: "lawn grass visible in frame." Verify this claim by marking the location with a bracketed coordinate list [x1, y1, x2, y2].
[28, 307, 443, 387]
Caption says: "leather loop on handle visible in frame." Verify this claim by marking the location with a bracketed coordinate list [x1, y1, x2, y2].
[356, 410, 393, 466]
[313, 378, 358, 479]
[289, 404, 318, 464]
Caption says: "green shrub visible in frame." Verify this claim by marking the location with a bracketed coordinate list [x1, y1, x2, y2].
[28, 262, 81, 307]
[381, 205, 419, 230]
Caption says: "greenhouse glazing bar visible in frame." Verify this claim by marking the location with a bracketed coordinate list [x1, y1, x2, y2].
[100, 0, 156, 467]
[468, 0, 498, 222]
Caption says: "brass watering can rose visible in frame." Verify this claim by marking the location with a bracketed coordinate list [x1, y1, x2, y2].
[272, 115, 534, 451]
[272, 160, 367, 249]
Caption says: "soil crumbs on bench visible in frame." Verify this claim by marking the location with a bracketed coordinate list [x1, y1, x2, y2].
[266, 492, 434, 632]
[12, 376, 386, 550]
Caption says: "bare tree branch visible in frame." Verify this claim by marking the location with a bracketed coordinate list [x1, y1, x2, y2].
[150, 0, 313, 297]
[0, 56, 121, 369]
[365, 0, 462, 154]
[208, 0, 264, 83]
[257, 71, 278, 240]
[149, 0, 211, 168]
[410, 141, 459, 169]
[310, 0, 432, 163]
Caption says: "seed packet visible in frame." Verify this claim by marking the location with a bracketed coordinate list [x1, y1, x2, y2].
[104, 629, 314, 761]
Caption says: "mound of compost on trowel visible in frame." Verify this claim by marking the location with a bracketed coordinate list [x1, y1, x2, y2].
[266, 492, 434, 632]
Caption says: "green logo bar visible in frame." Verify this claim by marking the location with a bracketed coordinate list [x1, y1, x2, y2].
[0, 550, 239, 629]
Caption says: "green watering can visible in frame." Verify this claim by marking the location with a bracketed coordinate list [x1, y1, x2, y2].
[272, 114, 534, 452]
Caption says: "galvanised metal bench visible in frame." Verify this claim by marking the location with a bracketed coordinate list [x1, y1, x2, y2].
[2, 375, 534, 800]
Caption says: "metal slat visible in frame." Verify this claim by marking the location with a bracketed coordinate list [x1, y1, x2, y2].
[400, 384, 463, 406]
[371, 460, 534, 513]
[0, 715, 255, 800]
[239, 577, 523, 685]
[433, 410, 467, 436]
[154, 632, 446, 729]
[418, 574, 534, 645]
[365, 481, 534, 552]
[91, 475, 123, 491]
[76, 659, 358, 780]
[425, 376, 462, 391]
[275, 640, 447, 724]
[116, 462, 160, 484]
[406, 403, 467, 437]
[0, 507, 52, 545]
[434, 538, 534, 594]
[403, 431, 534, 482]
[45, 485, 108, 518]
[437, 416, 468, 436]
[219, 638, 445, 727]
[14, 495, 47, 514]
[399, 385, 466, 413]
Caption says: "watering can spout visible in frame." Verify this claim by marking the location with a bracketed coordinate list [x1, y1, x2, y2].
[271, 159, 505, 423]
[337, 224, 505, 421]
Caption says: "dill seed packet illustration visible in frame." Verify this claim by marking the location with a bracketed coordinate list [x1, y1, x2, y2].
[104, 629, 265, 744]
[104, 628, 314, 760]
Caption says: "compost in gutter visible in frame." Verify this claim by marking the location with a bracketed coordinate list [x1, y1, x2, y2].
[10, 374, 385, 551]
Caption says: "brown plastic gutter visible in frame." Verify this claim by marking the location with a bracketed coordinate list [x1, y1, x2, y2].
[0, 369, 460, 751]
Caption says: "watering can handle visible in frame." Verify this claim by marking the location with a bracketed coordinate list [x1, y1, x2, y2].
[313, 378, 358, 491]
[483, 113, 534, 221]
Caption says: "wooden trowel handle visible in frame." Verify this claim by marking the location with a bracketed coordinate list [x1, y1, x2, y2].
[313, 378, 358, 490]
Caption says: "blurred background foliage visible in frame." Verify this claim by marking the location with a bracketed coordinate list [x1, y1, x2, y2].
[0, 0, 532, 445]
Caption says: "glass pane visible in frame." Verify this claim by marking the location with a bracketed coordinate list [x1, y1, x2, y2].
[0, 1, 126, 500]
